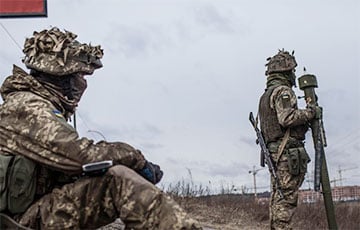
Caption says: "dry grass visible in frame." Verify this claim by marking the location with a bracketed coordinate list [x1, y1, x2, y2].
[100, 196, 359, 230]
[100, 179, 359, 230]
[174, 194, 268, 229]
[295, 201, 360, 230]
[163, 177, 359, 230]
[173, 195, 360, 230]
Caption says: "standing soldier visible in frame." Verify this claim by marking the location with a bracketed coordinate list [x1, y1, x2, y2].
[0, 27, 201, 230]
[258, 50, 318, 229]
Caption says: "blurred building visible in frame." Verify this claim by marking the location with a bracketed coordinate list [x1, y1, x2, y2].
[255, 185, 360, 203]
[299, 186, 360, 203]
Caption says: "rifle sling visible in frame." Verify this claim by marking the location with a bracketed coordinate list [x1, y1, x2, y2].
[275, 128, 290, 165]
[0, 213, 33, 230]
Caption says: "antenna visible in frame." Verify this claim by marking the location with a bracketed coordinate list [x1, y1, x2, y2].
[0, 23, 22, 51]
[87, 130, 107, 141]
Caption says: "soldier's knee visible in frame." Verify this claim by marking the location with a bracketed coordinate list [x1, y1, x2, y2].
[107, 165, 136, 176]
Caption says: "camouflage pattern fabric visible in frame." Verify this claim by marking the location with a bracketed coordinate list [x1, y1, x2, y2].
[258, 74, 314, 145]
[258, 73, 314, 230]
[269, 84, 314, 127]
[269, 150, 305, 230]
[0, 66, 146, 174]
[22, 27, 103, 76]
[18, 165, 201, 229]
[265, 49, 297, 76]
[0, 65, 202, 229]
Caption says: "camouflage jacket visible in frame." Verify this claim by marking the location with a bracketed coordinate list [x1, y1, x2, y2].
[259, 74, 315, 144]
[0, 65, 146, 175]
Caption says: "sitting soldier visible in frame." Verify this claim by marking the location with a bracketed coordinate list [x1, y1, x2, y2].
[0, 27, 201, 230]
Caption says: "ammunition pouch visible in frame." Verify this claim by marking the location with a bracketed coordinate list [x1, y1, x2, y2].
[0, 154, 37, 214]
[287, 147, 310, 176]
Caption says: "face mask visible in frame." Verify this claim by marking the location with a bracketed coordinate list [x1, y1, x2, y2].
[70, 74, 87, 105]
[290, 71, 297, 87]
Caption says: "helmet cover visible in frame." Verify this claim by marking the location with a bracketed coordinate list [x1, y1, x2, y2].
[22, 27, 103, 76]
[265, 49, 297, 75]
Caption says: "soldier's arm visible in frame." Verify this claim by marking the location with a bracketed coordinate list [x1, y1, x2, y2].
[271, 86, 315, 128]
[3, 93, 146, 174]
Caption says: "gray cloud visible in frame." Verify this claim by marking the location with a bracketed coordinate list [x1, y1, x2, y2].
[0, 0, 358, 191]
[193, 4, 235, 34]
[104, 24, 156, 58]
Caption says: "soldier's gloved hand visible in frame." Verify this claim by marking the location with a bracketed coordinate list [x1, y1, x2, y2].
[138, 161, 163, 184]
[307, 104, 322, 120]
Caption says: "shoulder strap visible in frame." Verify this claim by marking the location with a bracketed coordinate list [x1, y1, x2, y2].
[0, 213, 33, 230]
[276, 128, 290, 164]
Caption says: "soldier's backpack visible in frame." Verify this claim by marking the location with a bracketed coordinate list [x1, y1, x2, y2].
[0, 154, 37, 214]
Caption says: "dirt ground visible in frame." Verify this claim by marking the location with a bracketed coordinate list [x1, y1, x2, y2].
[179, 195, 268, 230]
[181, 195, 360, 230]
[99, 194, 268, 230]
[100, 194, 359, 230]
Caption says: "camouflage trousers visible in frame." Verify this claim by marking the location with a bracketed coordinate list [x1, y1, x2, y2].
[269, 151, 305, 230]
[18, 165, 202, 230]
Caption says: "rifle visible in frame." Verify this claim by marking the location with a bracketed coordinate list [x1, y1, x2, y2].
[298, 74, 337, 230]
[249, 112, 284, 199]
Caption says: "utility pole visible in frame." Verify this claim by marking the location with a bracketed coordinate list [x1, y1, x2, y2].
[248, 165, 264, 198]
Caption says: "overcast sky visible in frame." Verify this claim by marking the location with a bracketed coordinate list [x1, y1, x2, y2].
[0, 0, 359, 193]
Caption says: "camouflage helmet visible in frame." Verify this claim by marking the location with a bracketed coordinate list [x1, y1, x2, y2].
[22, 27, 103, 76]
[265, 49, 297, 75]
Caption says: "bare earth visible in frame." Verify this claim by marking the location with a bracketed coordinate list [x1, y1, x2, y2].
[99, 195, 359, 230]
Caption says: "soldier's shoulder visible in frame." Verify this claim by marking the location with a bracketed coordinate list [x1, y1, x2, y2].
[19, 91, 48, 101]
[271, 85, 292, 96]
[3, 92, 54, 118]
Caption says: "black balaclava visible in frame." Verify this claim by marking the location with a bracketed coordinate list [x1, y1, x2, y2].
[31, 70, 87, 118]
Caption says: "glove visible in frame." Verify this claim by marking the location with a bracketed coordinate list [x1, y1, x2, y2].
[138, 161, 163, 184]
[307, 104, 323, 120]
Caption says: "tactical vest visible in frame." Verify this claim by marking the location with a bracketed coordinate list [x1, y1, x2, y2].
[258, 86, 307, 144]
